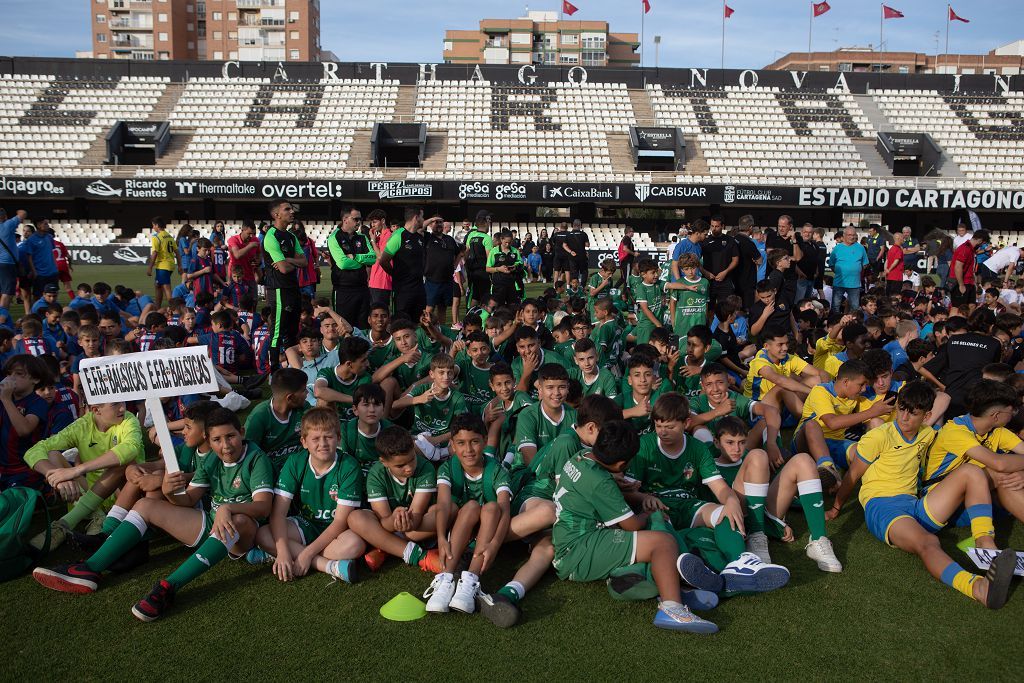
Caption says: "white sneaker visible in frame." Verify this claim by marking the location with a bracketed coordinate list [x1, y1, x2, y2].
[214, 391, 251, 412]
[806, 537, 843, 573]
[720, 552, 790, 594]
[424, 572, 456, 613]
[745, 531, 771, 564]
[448, 571, 480, 614]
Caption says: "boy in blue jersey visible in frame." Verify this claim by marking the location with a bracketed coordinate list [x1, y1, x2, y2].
[191, 310, 253, 383]
[828, 381, 1017, 609]
[0, 355, 49, 490]
[14, 318, 58, 358]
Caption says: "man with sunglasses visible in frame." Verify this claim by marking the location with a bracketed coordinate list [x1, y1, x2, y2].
[328, 206, 375, 329]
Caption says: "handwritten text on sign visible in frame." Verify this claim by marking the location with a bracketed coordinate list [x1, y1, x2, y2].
[79, 347, 219, 405]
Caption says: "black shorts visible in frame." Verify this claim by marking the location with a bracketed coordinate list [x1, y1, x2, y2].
[553, 255, 572, 272]
[949, 283, 975, 307]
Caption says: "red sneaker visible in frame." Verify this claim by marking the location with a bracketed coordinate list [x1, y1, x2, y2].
[32, 563, 99, 594]
[417, 548, 442, 573]
[131, 579, 176, 622]
[363, 548, 387, 572]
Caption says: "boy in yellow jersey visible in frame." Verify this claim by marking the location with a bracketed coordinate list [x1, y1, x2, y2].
[743, 328, 828, 416]
[923, 380, 1024, 525]
[828, 381, 1017, 609]
[859, 349, 949, 428]
[146, 216, 179, 310]
[818, 322, 870, 380]
[812, 314, 856, 370]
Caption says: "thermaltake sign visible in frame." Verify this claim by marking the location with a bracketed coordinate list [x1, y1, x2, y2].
[798, 187, 1024, 210]
[634, 184, 708, 203]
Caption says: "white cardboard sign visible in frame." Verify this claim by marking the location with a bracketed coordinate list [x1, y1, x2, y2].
[79, 347, 219, 474]
[967, 548, 1024, 577]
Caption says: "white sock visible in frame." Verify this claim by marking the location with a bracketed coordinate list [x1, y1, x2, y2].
[797, 479, 823, 496]
[659, 599, 685, 611]
[461, 570, 479, 584]
[123, 510, 148, 536]
[402, 541, 417, 564]
[505, 581, 526, 599]
[106, 505, 129, 523]
[744, 483, 769, 498]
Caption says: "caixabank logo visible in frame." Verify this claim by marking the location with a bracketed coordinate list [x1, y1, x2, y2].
[543, 185, 620, 200]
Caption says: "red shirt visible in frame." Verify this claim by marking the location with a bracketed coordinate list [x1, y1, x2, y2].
[885, 244, 905, 282]
[952, 241, 977, 285]
[52, 239, 70, 273]
[227, 234, 260, 282]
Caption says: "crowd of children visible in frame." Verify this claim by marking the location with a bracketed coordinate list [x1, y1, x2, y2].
[4, 213, 1022, 635]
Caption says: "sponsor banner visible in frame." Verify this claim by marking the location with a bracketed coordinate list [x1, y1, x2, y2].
[542, 184, 622, 201]
[367, 180, 437, 200]
[78, 346, 218, 405]
[633, 184, 710, 203]
[0, 176, 68, 197]
[797, 187, 1024, 211]
[173, 179, 349, 200]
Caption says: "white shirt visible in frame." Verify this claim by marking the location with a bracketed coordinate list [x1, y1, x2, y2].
[999, 288, 1020, 307]
[980, 246, 1020, 275]
[953, 232, 973, 249]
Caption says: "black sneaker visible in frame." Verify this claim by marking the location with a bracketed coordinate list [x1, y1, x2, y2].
[132, 579, 176, 622]
[985, 548, 1017, 610]
[69, 531, 109, 553]
[476, 592, 521, 628]
[241, 373, 269, 391]
[239, 388, 265, 401]
[108, 539, 150, 574]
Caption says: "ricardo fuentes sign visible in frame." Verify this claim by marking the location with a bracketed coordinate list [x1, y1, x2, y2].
[79, 347, 219, 474]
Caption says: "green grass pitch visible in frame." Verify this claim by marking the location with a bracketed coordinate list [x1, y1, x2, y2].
[2, 265, 1020, 680]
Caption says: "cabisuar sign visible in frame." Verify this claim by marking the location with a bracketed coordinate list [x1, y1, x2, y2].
[4, 176, 1024, 210]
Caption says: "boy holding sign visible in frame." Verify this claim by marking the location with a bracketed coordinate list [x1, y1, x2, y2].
[33, 408, 275, 623]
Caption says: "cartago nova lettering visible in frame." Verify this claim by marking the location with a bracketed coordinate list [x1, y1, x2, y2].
[261, 181, 344, 199]
[800, 187, 1024, 210]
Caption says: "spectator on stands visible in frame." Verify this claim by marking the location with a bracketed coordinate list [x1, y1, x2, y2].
[827, 226, 868, 313]
[227, 220, 261, 289]
[21, 219, 57, 297]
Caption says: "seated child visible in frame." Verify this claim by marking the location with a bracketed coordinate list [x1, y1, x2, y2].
[340, 383, 392, 477]
[313, 336, 373, 420]
[570, 338, 618, 400]
[244, 368, 308, 474]
[742, 327, 827, 415]
[0, 354, 50, 490]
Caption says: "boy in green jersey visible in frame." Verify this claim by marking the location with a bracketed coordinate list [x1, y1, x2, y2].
[340, 383, 391, 477]
[511, 325, 573, 398]
[363, 304, 398, 371]
[346, 426, 443, 573]
[482, 362, 534, 465]
[625, 393, 790, 596]
[666, 253, 708, 340]
[630, 259, 666, 345]
[252, 408, 365, 584]
[424, 414, 512, 614]
[670, 325, 715, 399]
[313, 336, 373, 421]
[552, 420, 718, 633]
[617, 354, 665, 435]
[587, 258, 617, 320]
[590, 298, 623, 371]
[372, 318, 433, 402]
[512, 363, 577, 471]
[246, 368, 309, 474]
[393, 353, 468, 461]
[551, 317, 576, 361]
[34, 409, 274, 623]
[688, 363, 783, 467]
[25, 394, 144, 552]
[570, 338, 619, 400]
[711, 416, 841, 572]
[453, 330, 495, 415]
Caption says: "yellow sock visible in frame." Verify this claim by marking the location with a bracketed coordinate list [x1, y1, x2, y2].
[952, 571, 980, 600]
[970, 516, 995, 543]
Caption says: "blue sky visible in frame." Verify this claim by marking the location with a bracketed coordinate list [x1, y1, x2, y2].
[5, 0, 1022, 69]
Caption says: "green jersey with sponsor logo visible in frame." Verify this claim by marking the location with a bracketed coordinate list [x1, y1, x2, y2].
[365, 454, 437, 510]
[340, 418, 391, 475]
[552, 454, 634, 554]
[408, 384, 467, 441]
[314, 367, 371, 421]
[569, 367, 619, 400]
[437, 456, 512, 506]
[689, 391, 757, 434]
[457, 358, 494, 415]
[274, 450, 363, 534]
[670, 277, 709, 339]
[626, 432, 723, 500]
[512, 402, 578, 470]
[189, 442, 274, 514]
[243, 400, 306, 473]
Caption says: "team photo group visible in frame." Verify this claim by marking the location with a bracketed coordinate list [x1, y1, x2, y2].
[2, 199, 1022, 634]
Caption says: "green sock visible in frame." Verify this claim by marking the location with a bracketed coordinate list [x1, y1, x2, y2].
[60, 490, 104, 530]
[497, 583, 524, 604]
[713, 517, 746, 562]
[797, 480, 828, 540]
[743, 483, 768, 534]
[85, 517, 143, 572]
[100, 517, 121, 535]
[166, 535, 230, 589]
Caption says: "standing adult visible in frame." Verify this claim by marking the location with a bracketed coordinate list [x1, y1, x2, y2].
[568, 219, 590, 284]
[146, 216, 178, 310]
[462, 210, 493, 309]
[670, 220, 708, 280]
[883, 231, 907, 295]
[550, 222, 573, 288]
[751, 224, 768, 282]
[793, 223, 819, 302]
[227, 220, 261, 289]
[367, 209, 394, 311]
[765, 215, 802, 296]
[900, 226, 922, 273]
[812, 228, 828, 296]
[289, 220, 320, 299]
[864, 224, 887, 278]
[617, 226, 636, 289]
[328, 207, 375, 328]
[378, 206, 427, 323]
[536, 228, 550, 255]
[700, 215, 739, 315]
[0, 208, 25, 311]
[423, 214, 463, 325]
[950, 230, 989, 308]
[44, 219, 74, 300]
[827, 227, 868, 313]
[976, 243, 1022, 285]
[732, 215, 762, 310]
[211, 220, 226, 244]
[21, 219, 57, 297]
[262, 200, 307, 373]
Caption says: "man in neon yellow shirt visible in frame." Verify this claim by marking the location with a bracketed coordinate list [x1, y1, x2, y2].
[25, 401, 144, 551]
[147, 216, 179, 310]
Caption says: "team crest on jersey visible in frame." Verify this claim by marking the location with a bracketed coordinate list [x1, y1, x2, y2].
[232, 476, 242, 489]
[329, 484, 339, 502]
[683, 463, 695, 480]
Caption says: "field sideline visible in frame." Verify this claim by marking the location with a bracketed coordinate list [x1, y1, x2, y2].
[1, 265, 1019, 680]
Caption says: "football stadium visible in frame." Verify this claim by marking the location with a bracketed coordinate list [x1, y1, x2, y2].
[1, 2, 1023, 680]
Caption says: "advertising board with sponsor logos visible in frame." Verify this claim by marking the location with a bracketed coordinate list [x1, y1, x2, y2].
[4, 175, 1024, 213]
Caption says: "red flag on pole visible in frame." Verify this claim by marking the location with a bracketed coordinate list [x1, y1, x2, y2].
[643, 0, 651, 14]
[724, 5, 735, 18]
[813, 1, 831, 17]
[949, 6, 969, 23]
[882, 5, 904, 19]
[562, 0, 579, 15]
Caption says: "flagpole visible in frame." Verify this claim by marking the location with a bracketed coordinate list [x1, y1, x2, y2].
[807, 2, 814, 72]
[879, 4, 884, 73]
[944, 4, 950, 73]
[721, 0, 726, 70]
[641, 1, 645, 69]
